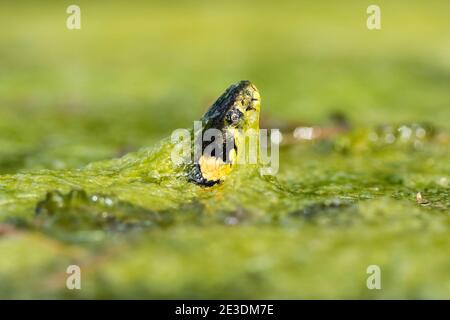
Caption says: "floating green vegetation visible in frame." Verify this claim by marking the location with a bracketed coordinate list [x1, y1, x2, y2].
[0, 117, 448, 298]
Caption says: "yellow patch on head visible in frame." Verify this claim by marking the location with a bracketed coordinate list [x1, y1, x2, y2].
[199, 150, 236, 182]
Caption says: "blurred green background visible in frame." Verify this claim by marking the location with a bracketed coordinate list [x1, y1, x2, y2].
[1, 0, 449, 171]
[0, 0, 449, 299]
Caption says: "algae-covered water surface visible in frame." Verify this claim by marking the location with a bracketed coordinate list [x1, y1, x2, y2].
[0, 1, 449, 299]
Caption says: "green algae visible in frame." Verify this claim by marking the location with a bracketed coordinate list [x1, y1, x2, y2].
[0, 123, 448, 299]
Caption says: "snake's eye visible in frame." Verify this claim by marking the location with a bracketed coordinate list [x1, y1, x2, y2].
[225, 108, 244, 125]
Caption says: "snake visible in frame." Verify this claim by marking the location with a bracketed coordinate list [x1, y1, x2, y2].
[187, 80, 261, 187]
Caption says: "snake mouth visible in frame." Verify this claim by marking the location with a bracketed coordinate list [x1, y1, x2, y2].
[249, 88, 261, 109]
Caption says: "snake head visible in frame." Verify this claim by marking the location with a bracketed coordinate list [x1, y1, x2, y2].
[202, 80, 260, 132]
[188, 80, 261, 187]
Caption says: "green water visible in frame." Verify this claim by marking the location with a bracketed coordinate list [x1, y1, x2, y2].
[0, 0, 449, 298]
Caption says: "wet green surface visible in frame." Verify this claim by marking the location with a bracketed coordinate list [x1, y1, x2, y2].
[0, 0, 449, 298]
